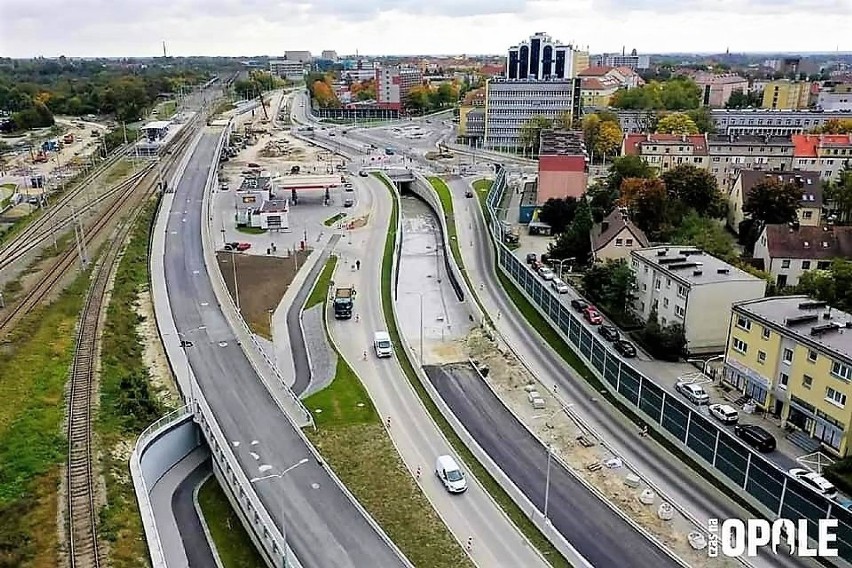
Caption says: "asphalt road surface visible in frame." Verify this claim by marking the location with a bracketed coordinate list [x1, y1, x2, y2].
[163, 128, 406, 568]
[172, 458, 219, 568]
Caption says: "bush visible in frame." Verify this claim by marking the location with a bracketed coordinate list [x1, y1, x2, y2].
[636, 308, 686, 361]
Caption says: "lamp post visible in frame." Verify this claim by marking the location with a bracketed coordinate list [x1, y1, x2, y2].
[250, 457, 310, 568]
[553, 257, 575, 280]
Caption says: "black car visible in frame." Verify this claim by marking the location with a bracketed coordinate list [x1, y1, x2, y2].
[525, 253, 537, 265]
[614, 340, 637, 358]
[465, 189, 474, 198]
[570, 299, 589, 312]
[598, 325, 620, 342]
[224, 241, 240, 251]
[734, 424, 777, 453]
[359, 170, 369, 177]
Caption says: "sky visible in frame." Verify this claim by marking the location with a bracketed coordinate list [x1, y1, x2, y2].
[1, 0, 851, 58]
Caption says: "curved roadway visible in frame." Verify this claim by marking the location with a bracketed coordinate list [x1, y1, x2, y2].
[163, 127, 406, 568]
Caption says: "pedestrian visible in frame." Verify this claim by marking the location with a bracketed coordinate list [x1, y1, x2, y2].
[356, 259, 361, 270]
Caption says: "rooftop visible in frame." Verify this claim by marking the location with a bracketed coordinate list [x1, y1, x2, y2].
[763, 224, 852, 259]
[707, 134, 793, 147]
[623, 133, 708, 156]
[737, 170, 822, 208]
[581, 76, 621, 91]
[734, 296, 852, 363]
[258, 198, 289, 213]
[539, 129, 587, 156]
[142, 120, 171, 130]
[591, 208, 649, 251]
[792, 134, 852, 157]
[631, 246, 761, 286]
[578, 66, 616, 77]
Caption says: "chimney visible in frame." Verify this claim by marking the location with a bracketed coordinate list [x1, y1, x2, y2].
[601, 221, 609, 232]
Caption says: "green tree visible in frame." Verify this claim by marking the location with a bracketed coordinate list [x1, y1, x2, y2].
[825, 163, 852, 223]
[538, 197, 578, 234]
[725, 90, 762, 109]
[687, 107, 714, 133]
[662, 164, 725, 217]
[796, 269, 836, 304]
[743, 178, 802, 225]
[548, 199, 593, 264]
[669, 211, 735, 260]
[587, 182, 620, 223]
[582, 259, 636, 316]
[620, 178, 668, 237]
[660, 77, 701, 110]
[656, 112, 699, 135]
[520, 115, 553, 155]
[606, 155, 655, 193]
[812, 119, 852, 135]
[639, 309, 687, 361]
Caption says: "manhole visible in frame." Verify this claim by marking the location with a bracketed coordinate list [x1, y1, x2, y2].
[218, 341, 228, 347]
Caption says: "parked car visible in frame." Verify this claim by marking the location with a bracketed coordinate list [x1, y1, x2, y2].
[614, 340, 637, 358]
[235, 242, 251, 251]
[343, 197, 355, 207]
[708, 403, 739, 425]
[224, 241, 240, 251]
[598, 325, 620, 342]
[675, 381, 710, 405]
[734, 424, 776, 452]
[583, 306, 603, 325]
[788, 469, 837, 499]
[329, 132, 336, 136]
[550, 278, 569, 294]
[247, 162, 260, 168]
[525, 253, 537, 265]
[344, 183, 354, 191]
[359, 170, 369, 177]
[570, 298, 589, 312]
[538, 266, 555, 281]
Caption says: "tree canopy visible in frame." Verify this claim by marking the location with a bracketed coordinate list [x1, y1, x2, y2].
[582, 113, 623, 161]
[610, 77, 701, 111]
[725, 90, 762, 109]
[656, 112, 699, 135]
[405, 82, 460, 114]
[796, 260, 852, 312]
[811, 119, 852, 135]
[548, 198, 593, 264]
[661, 164, 724, 217]
[538, 197, 578, 234]
[825, 163, 852, 224]
[606, 155, 655, 193]
[520, 115, 553, 154]
[742, 177, 802, 226]
[582, 260, 636, 318]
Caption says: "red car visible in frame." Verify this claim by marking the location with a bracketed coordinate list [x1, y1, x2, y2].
[235, 242, 251, 251]
[583, 306, 603, 325]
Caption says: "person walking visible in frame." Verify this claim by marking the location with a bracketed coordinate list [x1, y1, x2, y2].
[356, 259, 361, 270]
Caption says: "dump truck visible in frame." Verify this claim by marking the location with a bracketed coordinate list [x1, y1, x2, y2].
[333, 286, 356, 319]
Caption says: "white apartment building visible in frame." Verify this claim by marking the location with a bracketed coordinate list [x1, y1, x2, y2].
[631, 246, 767, 354]
[591, 51, 650, 70]
[269, 60, 305, 81]
[817, 84, 852, 111]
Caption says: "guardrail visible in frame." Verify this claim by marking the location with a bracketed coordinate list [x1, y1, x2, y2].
[483, 167, 852, 562]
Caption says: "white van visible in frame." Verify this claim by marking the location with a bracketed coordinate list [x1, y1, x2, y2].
[435, 455, 467, 493]
[373, 331, 392, 358]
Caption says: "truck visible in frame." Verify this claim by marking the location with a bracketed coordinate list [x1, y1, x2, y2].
[333, 286, 356, 319]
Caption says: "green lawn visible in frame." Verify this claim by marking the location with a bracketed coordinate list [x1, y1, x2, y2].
[157, 100, 177, 120]
[236, 226, 266, 235]
[103, 158, 136, 185]
[197, 476, 267, 568]
[304, 255, 338, 310]
[304, 356, 376, 427]
[323, 212, 347, 227]
[373, 172, 570, 568]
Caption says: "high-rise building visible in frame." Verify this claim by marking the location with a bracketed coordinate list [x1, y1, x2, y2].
[506, 32, 582, 80]
[376, 66, 423, 111]
[321, 50, 338, 61]
[591, 49, 650, 71]
[284, 51, 312, 63]
[762, 80, 811, 110]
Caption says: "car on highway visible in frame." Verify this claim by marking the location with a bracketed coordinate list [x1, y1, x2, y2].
[788, 468, 837, 498]
[435, 455, 467, 494]
[708, 403, 739, 425]
[465, 189, 474, 198]
[344, 183, 354, 192]
[224, 241, 240, 251]
[614, 340, 637, 358]
[359, 170, 369, 177]
[583, 306, 603, 325]
[675, 381, 710, 405]
[247, 162, 260, 168]
[343, 197, 354, 207]
[538, 266, 555, 281]
[570, 298, 589, 312]
[235, 242, 251, 251]
[598, 325, 620, 342]
[550, 278, 569, 294]
[734, 424, 776, 452]
[373, 331, 393, 358]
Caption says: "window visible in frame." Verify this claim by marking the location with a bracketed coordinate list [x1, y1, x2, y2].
[666, 278, 671, 288]
[782, 348, 793, 364]
[758, 351, 767, 364]
[779, 372, 789, 388]
[802, 260, 811, 270]
[832, 361, 851, 381]
[803, 375, 813, 389]
[733, 337, 748, 353]
[802, 210, 813, 220]
[642, 283, 647, 291]
[625, 239, 633, 246]
[808, 350, 818, 363]
[826, 387, 847, 408]
[677, 285, 687, 298]
[818, 261, 831, 270]
[675, 305, 685, 318]
[736, 315, 751, 330]
[663, 298, 669, 308]
[762, 327, 771, 340]
[615, 238, 623, 246]
[654, 278, 661, 290]
[781, 260, 791, 269]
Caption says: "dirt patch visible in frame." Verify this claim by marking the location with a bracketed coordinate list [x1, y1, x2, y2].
[134, 288, 180, 409]
[216, 249, 312, 338]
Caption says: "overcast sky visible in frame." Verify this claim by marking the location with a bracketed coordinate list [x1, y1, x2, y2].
[1, 0, 851, 58]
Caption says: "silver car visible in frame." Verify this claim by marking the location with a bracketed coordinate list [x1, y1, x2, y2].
[550, 277, 569, 294]
[676, 382, 710, 405]
[538, 267, 555, 281]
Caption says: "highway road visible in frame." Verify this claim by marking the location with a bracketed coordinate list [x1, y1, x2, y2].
[161, 127, 407, 568]
[324, 170, 549, 567]
[445, 175, 806, 568]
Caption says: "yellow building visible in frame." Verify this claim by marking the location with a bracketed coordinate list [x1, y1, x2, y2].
[724, 296, 852, 456]
[573, 50, 590, 76]
[762, 80, 810, 110]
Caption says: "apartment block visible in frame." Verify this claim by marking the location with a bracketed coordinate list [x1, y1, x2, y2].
[283, 50, 312, 63]
[817, 83, 852, 111]
[707, 134, 794, 190]
[458, 88, 486, 142]
[792, 133, 852, 183]
[693, 73, 749, 108]
[536, 129, 588, 201]
[754, 225, 852, 288]
[762, 80, 811, 110]
[269, 60, 305, 81]
[727, 170, 822, 235]
[631, 246, 767, 354]
[591, 50, 650, 70]
[622, 133, 709, 172]
[375, 66, 422, 111]
[709, 109, 847, 136]
[724, 296, 852, 456]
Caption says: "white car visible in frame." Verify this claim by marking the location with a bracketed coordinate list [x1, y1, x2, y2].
[538, 267, 555, 281]
[788, 468, 837, 499]
[550, 278, 569, 294]
[708, 403, 739, 425]
[675, 382, 710, 405]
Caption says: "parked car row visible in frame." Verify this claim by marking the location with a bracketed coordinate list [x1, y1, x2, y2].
[224, 241, 251, 251]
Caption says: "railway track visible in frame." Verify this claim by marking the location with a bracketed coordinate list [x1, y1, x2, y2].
[62, 119, 202, 568]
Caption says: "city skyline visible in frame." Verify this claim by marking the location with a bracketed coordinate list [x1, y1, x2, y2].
[1, 0, 851, 59]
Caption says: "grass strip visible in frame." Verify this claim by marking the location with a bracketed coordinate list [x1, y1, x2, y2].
[373, 171, 571, 568]
[235, 226, 266, 235]
[323, 212, 347, 227]
[97, 197, 172, 567]
[0, 269, 91, 567]
[197, 475, 267, 568]
[304, 255, 337, 310]
[302, 250, 471, 567]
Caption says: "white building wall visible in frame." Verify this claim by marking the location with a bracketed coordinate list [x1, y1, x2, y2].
[685, 281, 767, 353]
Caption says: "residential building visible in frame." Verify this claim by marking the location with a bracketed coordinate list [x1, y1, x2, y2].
[321, 50, 338, 61]
[284, 50, 312, 63]
[631, 246, 767, 354]
[580, 76, 621, 109]
[375, 66, 422, 111]
[458, 88, 486, 143]
[536, 129, 588, 202]
[792, 133, 852, 183]
[615, 110, 663, 134]
[590, 208, 649, 262]
[693, 73, 749, 108]
[724, 296, 852, 455]
[727, 170, 822, 234]
[707, 134, 794, 190]
[753, 224, 852, 288]
[762, 80, 811, 110]
[573, 50, 590, 76]
[710, 109, 847, 136]
[483, 77, 581, 151]
[506, 32, 580, 80]
[269, 60, 305, 81]
[590, 49, 650, 70]
[622, 133, 709, 172]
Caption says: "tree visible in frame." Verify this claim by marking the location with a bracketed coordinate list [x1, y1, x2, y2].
[662, 164, 724, 217]
[796, 260, 852, 312]
[725, 89, 762, 109]
[686, 107, 714, 133]
[538, 197, 578, 234]
[520, 116, 553, 155]
[620, 178, 669, 237]
[743, 178, 802, 225]
[606, 155, 655, 192]
[582, 259, 636, 317]
[596, 121, 623, 158]
[405, 85, 432, 112]
[587, 182, 620, 223]
[656, 112, 699, 135]
[639, 309, 687, 361]
[311, 80, 339, 108]
[548, 199, 593, 264]
[812, 119, 852, 135]
[825, 164, 852, 223]
[669, 211, 735, 260]
[610, 77, 700, 111]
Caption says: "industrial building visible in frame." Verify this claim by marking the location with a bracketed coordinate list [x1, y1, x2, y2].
[269, 60, 305, 81]
[536, 129, 588, 202]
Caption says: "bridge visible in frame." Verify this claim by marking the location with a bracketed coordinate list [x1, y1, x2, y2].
[383, 168, 415, 182]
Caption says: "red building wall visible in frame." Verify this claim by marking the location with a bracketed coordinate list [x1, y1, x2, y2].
[537, 155, 588, 203]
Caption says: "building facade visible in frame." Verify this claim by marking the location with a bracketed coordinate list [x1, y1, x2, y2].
[506, 32, 579, 80]
[817, 83, 852, 111]
[754, 225, 852, 288]
[724, 296, 852, 456]
[707, 134, 795, 190]
[483, 77, 581, 151]
[536, 129, 588, 202]
[591, 209, 649, 262]
[321, 50, 338, 61]
[710, 109, 847, 136]
[727, 170, 822, 234]
[590, 50, 650, 70]
[375, 66, 423, 111]
[792, 134, 852, 183]
[762, 80, 811, 110]
[622, 133, 710, 172]
[694, 74, 749, 108]
[630, 246, 767, 354]
[269, 60, 305, 81]
[283, 50, 312, 63]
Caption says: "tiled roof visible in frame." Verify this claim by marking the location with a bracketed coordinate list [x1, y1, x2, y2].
[764, 224, 852, 260]
[791, 134, 852, 157]
[580, 77, 619, 91]
[707, 134, 793, 147]
[579, 66, 616, 77]
[591, 208, 649, 250]
[623, 133, 708, 156]
[737, 170, 823, 208]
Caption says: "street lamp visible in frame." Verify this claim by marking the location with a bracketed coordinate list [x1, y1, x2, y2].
[250, 457, 310, 567]
[553, 257, 575, 280]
